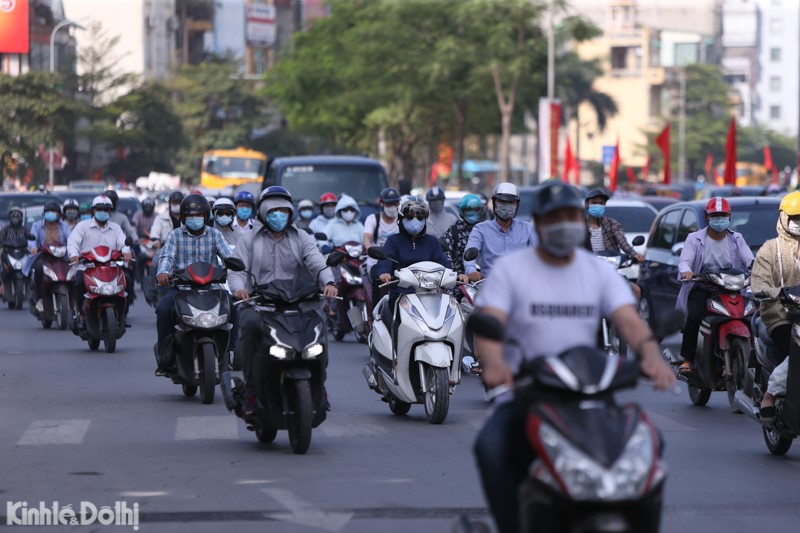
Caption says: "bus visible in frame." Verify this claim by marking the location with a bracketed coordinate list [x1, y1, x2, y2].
[200, 148, 268, 190]
[714, 162, 767, 187]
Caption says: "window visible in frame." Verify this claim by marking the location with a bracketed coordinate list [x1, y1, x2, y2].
[677, 210, 698, 244]
[771, 105, 781, 119]
[770, 18, 783, 33]
[771, 47, 781, 61]
[611, 47, 628, 70]
[651, 209, 683, 250]
[649, 86, 662, 117]
[770, 77, 781, 91]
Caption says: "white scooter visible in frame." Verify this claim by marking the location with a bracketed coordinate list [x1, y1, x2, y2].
[362, 247, 464, 424]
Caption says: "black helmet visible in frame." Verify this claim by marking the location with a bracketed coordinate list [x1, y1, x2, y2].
[44, 201, 62, 214]
[104, 189, 119, 210]
[379, 187, 401, 204]
[141, 197, 155, 214]
[531, 182, 584, 217]
[180, 194, 210, 221]
[259, 186, 293, 204]
[257, 186, 294, 225]
[584, 188, 610, 203]
[169, 191, 185, 204]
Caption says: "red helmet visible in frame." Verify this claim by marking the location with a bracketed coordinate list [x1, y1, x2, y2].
[319, 192, 337, 205]
[705, 197, 731, 214]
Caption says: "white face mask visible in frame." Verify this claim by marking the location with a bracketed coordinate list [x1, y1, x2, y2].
[383, 206, 398, 218]
[341, 211, 357, 222]
[788, 220, 800, 236]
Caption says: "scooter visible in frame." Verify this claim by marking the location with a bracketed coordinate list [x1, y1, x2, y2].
[137, 231, 159, 308]
[157, 257, 244, 404]
[460, 247, 484, 378]
[2, 237, 30, 310]
[459, 311, 684, 533]
[595, 250, 643, 359]
[328, 241, 369, 343]
[734, 285, 800, 455]
[675, 268, 755, 411]
[362, 247, 464, 424]
[28, 242, 73, 330]
[73, 245, 128, 353]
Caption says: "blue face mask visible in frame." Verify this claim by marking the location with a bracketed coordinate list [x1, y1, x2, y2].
[237, 207, 252, 220]
[44, 212, 58, 223]
[708, 217, 730, 233]
[300, 209, 314, 220]
[216, 215, 233, 227]
[587, 205, 605, 218]
[402, 217, 426, 235]
[463, 211, 481, 225]
[80, 214, 91, 221]
[185, 217, 205, 231]
[94, 211, 109, 223]
[266, 211, 289, 232]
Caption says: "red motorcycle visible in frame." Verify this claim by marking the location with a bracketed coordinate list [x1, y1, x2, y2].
[674, 268, 755, 410]
[29, 243, 73, 330]
[73, 245, 128, 353]
[328, 241, 369, 343]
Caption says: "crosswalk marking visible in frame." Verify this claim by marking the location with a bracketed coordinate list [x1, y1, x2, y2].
[175, 416, 240, 440]
[17, 419, 91, 446]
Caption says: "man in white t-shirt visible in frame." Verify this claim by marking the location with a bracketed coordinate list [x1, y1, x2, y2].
[363, 187, 401, 319]
[471, 181, 675, 533]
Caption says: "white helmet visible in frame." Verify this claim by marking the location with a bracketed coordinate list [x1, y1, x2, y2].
[492, 182, 519, 202]
[92, 195, 113, 209]
[298, 199, 314, 210]
[63, 198, 79, 210]
[211, 197, 235, 212]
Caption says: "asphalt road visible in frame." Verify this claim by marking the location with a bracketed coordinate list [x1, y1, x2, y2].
[2, 295, 800, 532]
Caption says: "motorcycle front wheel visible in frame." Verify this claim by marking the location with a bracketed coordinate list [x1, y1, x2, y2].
[199, 343, 216, 405]
[424, 365, 451, 424]
[763, 425, 792, 455]
[103, 307, 117, 353]
[56, 293, 69, 330]
[727, 338, 749, 413]
[13, 278, 23, 310]
[688, 384, 711, 406]
[287, 379, 313, 454]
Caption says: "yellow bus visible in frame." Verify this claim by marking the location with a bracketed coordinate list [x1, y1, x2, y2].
[200, 148, 268, 189]
[714, 162, 767, 187]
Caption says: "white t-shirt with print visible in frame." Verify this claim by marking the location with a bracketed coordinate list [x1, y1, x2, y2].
[476, 247, 636, 374]
[363, 213, 399, 267]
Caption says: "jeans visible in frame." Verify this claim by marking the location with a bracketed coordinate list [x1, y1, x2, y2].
[680, 287, 711, 362]
[474, 397, 535, 533]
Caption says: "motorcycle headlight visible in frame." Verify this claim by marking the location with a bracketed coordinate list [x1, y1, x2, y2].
[345, 244, 363, 258]
[42, 265, 59, 281]
[413, 270, 443, 289]
[269, 345, 291, 359]
[341, 268, 362, 286]
[9, 256, 23, 270]
[50, 246, 67, 258]
[535, 422, 656, 501]
[303, 343, 324, 359]
[90, 277, 120, 295]
[182, 303, 227, 328]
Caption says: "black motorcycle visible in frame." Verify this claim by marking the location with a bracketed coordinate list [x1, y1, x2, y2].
[1, 237, 30, 310]
[156, 257, 244, 404]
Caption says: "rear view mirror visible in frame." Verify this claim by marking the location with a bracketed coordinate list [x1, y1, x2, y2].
[368, 246, 387, 260]
[326, 251, 345, 267]
[224, 257, 245, 272]
[314, 232, 329, 241]
[26, 234, 36, 241]
[124, 236, 133, 247]
[464, 247, 479, 261]
[632, 235, 645, 246]
[671, 242, 684, 256]
[652, 310, 685, 339]
[467, 312, 505, 341]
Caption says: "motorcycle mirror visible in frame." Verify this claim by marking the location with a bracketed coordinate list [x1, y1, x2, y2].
[632, 235, 645, 246]
[124, 236, 133, 246]
[368, 246, 387, 260]
[652, 309, 685, 339]
[26, 234, 36, 241]
[326, 251, 346, 267]
[224, 257, 246, 272]
[464, 247, 479, 261]
[314, 232, 329, 241]
[303, 227, 313, 235]
[467, 312, 505, 341]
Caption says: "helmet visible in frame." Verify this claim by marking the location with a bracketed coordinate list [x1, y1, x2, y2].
[141, 197, 155, 214]
[704, 197, 731, 214]
[585, 188, 610, 203]
[319, 192, 338, 205]
[379, 187, 401, 204]
[104, 189, 119, 209]
[531, 182, 583, 217]
[458, 194, 484, 212]
[298, 199, 314, 210]
[426, 186, 445, 201]
[211, 197, 235, 213]
[780, 192, 800, 216]
[399, 200, 429, 220]
[234, 190, 256, 206]
[8, 206, 23, 221]
[92, 195, 113, 209]
[259, 186, 293, 204]
[44, 201, 61, 214]
[492, 183, 519, 202]
[62, 198, 79, 211]
[180, 194, 210, 221]
[168, 191, 185, 204]
[258, 186, 294, 225]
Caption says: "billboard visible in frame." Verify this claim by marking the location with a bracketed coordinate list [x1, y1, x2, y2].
[0, 0, 29, 54]
[246, 3, 276, 47]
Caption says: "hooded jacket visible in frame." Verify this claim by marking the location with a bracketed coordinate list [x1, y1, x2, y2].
[150, 210, 181, 244]
[377, 218, 451, 295]
[323, 194, 364, 247]
[751, 211, 800, 333]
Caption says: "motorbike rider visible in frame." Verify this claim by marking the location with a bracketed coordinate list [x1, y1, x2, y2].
[310, 192, 338, 234]
[442, 194, 485, 277]
[677, 197, 753, 376]
[0, 207, 28, 241]
[295, 199, 315, 232]
[78, 202, 92, 222]
[464, 183, 537, 282]
[364, 187, 401, 308]
[103, 189, 138, 244]
[233, 190, 256, 232]
[751, 191, 800, 421]
[424, 186, 457, 239]
[154, 194, 235, 376]
[471, 181, 675, 533]
[323, 194, 364, 247]
[150, 191, 184, 245]
[132, 197, 156, 237]
[62, 199, 81, 230]
[67, 196, 131, 331]
[28, 201, 72, 304]
[210, 197, 241, 246]
[228, 186, 338, 415]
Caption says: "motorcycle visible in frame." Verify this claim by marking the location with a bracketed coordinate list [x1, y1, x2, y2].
[328, 241, 369, 343]
[73, 246, 128, 353]
[156, 257, 244, 404]
[137, 231, 159, 308]
[362, 247, 464, 424]
[734, 285, 800, 455]
[673, 268, 755, 411]
[460, 248, 484, 378]
[28, 242, 73, 330]
[2, 237, 31, 310]
[461, 310, 684, 533]
[595, 250, 642, 359]
[220, 252, 343, 455]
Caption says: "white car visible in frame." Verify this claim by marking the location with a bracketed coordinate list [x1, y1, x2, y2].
[603, 199, 658, 280]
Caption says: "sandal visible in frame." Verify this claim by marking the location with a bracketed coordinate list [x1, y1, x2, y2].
[760, 405, 777, 423]
[678, 361, 693, 376]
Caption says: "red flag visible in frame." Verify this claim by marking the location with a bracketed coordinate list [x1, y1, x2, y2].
[723, 117, 737, 185]
[764, 145, 774, 170]
[704, 152, 713, 178]
[772, 166, 779, 185]
[642, 156, 651, 181]
[609, 137, 620, 192]
[563, 137, 573, 183]
[712, 165, 720, 184]
[572, 153, 580, 185]
[626, 166, 636, 184]
[655, 125, 670, 184]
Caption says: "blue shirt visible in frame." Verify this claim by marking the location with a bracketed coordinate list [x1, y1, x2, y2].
[464, 219, 537, 277]
[157, 225, 233, 276]
[29, 220, 71, 249]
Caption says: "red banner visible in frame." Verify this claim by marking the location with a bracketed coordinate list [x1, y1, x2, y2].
[655, 125, 670, 184]
[563, 137, 573, 183]
[763, 145, 774, 170]
[609, 138, 620, 192]
[0, 0, 29, 54]
[704, 152, 713, 178]
[549, 102, 561, 179]
[723, 117, 737, 186]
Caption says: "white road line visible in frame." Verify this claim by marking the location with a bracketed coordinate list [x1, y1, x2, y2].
[17, 419, 91, 446]
[262, 488, 352, 532]
[645, 411, 698, 432]
[175, 416, 240, 440]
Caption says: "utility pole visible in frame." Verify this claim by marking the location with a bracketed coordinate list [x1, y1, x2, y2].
[678, 69, 686, 183]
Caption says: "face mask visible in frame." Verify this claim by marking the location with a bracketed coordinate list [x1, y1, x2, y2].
[789, 220, 800, 236]
[10, 215, 22, 225]
[429, 200, 444, 213]
[266, 211, 289, 232]
[300, 209, 314, 220]
[539, 221, 586, 258]
[237, 207, 252, 220]
[44, 212, 58, 223]
[185, 217, 205, 231]
[383, 206, 398, 218]
[463, 211, 481, 225]
[170, 204, 181, 214]
[708, 217, 730, 233]
[587, 205, 605, 218]
[94, 211, 110, 223]
[322, 206, 336, 218]
[65, 210, 78, 220]
[494, 203, 517, 221]
[402, 217, 425, 235]
[216, 214, 233, 227]
[341, 210, 357, 222]
[80, 214, 91, 221]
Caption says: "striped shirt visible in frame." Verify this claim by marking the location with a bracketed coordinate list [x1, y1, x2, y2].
[156, 225, 233, 276]
[589, 227, 605, 252]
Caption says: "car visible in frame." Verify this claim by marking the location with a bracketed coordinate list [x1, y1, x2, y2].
[694, 185, 767, 200]
[601, 199, 658, 280]
[68, 180, 106, 192]
[637, 197, 781, 330]
[0, 193, 61, 227]
[639, 195, 680, 212]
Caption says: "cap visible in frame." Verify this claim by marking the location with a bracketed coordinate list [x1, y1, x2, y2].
[531, 182, 583, 217]
[585, 188, 610, 202]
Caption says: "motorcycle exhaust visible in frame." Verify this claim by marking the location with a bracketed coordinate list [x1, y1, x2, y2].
[362, 364, 378, 390]
[347, 306, 367, 334]
[734, 391, 761, 423]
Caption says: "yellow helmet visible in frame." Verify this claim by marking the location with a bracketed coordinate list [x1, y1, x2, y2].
[780, 192, 800, 216]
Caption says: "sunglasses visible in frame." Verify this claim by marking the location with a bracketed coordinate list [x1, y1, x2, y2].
[405, 214, 427, 221]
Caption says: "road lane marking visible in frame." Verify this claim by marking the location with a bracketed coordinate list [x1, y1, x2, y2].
[262, 488, 352, 531]
[120, 491, 169, 497]
[17, 419, 91, 445]
[645, 411, 697, 432]
[175, 416, 240, 440]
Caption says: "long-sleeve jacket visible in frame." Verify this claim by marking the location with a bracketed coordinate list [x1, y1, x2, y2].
[442, 219, 473, 274]
[378, 229, 452, 295]
[156, 225, 233, 276]
[150, 211, 180, 244]
[111, 212, 137, 243]
[67, 219, 127, 258]
[29, 220, 71, 249]
[582, 216, 638, 256]
[463, 218, 537, 277]
[323, 194, 365, 247]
